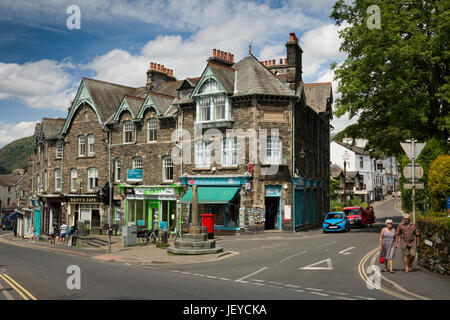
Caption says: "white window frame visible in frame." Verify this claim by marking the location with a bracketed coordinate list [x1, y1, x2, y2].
[162, 156, 173, 182]
[222, 137, 237, 166]
[196, 93, 229, 123]
[215, 95, 226, 121]
[195, 141, 211, 168]
[78, 135, 86, 157]
[133, 157, 143, 169]
[88, 134, 95, 156]
[44, 170, 48, 191]
[147, 119, 157, 142]
[265, 136, 281, 165]
[114, 159, 121, 183]
[55, 141, 63, 159]
[87, 167, 98, 192]
[71, 168, 78, 192]
[123, 121, 133, 144]
[55, 168, 61, 192]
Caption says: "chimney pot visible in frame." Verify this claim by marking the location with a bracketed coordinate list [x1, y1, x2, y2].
[221, 51, 224, 59]
[150, 62, 153, 69]
[157, 64, 161, 71]
[264, 61, 267, 67]
[213, 49, 217, 57]
[290, 32, 298, 43]
[231, 54, 234, 62]
[268, 60, 272, 66]
[272, 59, 275, 65]
[280, 59, 283, 64]
[217, 50, 221, 58]
[284, 58, 287, 64]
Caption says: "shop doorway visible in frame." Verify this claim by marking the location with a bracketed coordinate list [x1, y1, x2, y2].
[91, 209, 100, 228]
[264, 197, 280, 230]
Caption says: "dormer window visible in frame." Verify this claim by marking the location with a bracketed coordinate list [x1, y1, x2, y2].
[199, 79, 219, 93]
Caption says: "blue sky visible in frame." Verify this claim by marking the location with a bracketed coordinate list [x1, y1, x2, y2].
[0, 0, 353, 147]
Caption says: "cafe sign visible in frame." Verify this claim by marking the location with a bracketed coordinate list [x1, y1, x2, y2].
[68, 196, 98, 203]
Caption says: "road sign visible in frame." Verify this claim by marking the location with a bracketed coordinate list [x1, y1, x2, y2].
[403, 164, 424, 179]
[403, 183, 424, 190]
[400, 142, 426, 160]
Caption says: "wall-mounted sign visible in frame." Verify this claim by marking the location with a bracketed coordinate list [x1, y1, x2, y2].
[68, 196, 98, 203]
[284, 205, 291, 220]
[127, 169, 143, 182]
[265, 186, 281, 197]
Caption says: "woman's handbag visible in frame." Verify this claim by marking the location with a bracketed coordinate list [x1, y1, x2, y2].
[379, 254, 385, 264]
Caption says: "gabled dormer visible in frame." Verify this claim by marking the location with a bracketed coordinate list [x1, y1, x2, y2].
[191, 61, 234, 129]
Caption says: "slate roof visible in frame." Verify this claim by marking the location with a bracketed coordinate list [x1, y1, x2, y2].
[335, 141, 370, 155]
[208, 62, 235, 94]
[304, 82, 332, 113]
[41, 118, 65, 140]
[148, 92, 175, 115]
[233, 55, 295, 97]
[0, 175, 21, 186]
[123, 95, 145, 117]
[83, 78, 137, 123]
[330, 164, 343, 179]
[155, 80, 185, 97]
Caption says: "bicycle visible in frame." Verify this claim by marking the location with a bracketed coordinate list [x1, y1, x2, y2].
[137, 228, 159, 245]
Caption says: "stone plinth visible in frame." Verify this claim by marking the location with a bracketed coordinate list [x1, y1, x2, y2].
[167, 233, 223, 255]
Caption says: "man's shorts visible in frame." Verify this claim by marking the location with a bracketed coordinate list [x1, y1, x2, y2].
[401, 245, 416, 256]
[60, 233, 66, 239]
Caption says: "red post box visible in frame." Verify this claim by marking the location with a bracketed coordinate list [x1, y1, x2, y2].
[200, 214, 214, 239]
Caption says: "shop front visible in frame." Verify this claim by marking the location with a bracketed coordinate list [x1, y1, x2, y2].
[67, 195, 102, 230]
[120, 184, 182, 232]
[293, 178, 321, 231]
[180, 176, 250, 234]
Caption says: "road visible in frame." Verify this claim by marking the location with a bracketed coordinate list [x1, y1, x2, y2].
[0, 199, 448, 300]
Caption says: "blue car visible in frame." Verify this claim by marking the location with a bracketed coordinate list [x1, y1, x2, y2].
[322, 212, 350, 233]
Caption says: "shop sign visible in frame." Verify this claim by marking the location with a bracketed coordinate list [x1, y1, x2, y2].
[68, 197, 98, 203]
[284, 205, 291, 220]
[137, 187, 175, 197]
[127, 169, 143, 182]
[265, 186, 281, 197]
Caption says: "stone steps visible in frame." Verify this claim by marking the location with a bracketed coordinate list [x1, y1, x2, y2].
[167, 232, 223, 255]
[174, 239, 217, 249]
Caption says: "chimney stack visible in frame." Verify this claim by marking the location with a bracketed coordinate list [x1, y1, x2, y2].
[208, 48, 234, 66]
[286, 32, 303, 91]
[146, 61, 176, 92]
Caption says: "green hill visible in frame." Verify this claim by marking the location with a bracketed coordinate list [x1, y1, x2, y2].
[0, 136, 34, 173]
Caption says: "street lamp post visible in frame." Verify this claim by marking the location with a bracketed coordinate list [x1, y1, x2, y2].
[343, 152, 351, 207]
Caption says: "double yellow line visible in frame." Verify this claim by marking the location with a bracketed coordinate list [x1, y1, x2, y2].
[0, 274, 37, 300]
[358, 248, 412, 300]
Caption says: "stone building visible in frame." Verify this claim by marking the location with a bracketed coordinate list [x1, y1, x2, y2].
[24, 32, 332, 236]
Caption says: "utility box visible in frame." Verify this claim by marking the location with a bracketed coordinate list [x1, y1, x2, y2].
[122, 225, 137, 246]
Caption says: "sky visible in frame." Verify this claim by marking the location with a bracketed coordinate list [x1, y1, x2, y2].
[0, 0, 355, 148]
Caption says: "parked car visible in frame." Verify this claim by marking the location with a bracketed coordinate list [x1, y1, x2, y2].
[322, 212, 350, 233]
[343, 206, 376, 228]
[1, 216, 13, 230]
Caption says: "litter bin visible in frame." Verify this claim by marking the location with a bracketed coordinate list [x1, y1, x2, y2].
[201, 214, 214, 239]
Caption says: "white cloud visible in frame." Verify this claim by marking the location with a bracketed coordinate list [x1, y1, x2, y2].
[0, 121, 37, 148]
[0, 59, 76, 111]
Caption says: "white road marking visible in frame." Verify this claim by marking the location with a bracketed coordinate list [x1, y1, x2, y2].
[268, 281, 283, 285]
[181, 272, 191, 275]
[170, 270, 180, 273]
[300, 258, 334, 271]
[206, 275, 217, 279]
[339, 247, 355, 255]
[318, 241, 337, 248]
[279, 250, 307, 262]
[285, 284, 301, 288]
[193, 274, 204, 277]
[290, 288, 305, 293]
[354, 296, 376, 300]
[305, 287, 324, 292]
[236, 267, 268, 282]
[335, 296, 356, 300]
[0, 280, 14, 300]
[219, 278, 230, 281]
[310, 291, 329, 297]
[252, 279, 266, 283]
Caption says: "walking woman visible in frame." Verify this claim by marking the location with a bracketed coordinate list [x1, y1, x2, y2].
[379, 219, 397, 273]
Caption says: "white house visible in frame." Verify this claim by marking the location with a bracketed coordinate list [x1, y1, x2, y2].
[330, 138, 399, 202]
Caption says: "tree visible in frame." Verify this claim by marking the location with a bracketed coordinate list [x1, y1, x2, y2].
[330, 178, 341, 200]
[331, 0, 449, 157]
[428, 155, 450, 211]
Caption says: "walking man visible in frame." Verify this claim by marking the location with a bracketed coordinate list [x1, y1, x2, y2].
[396, 214, 419, 272]
[59, 221, 68, 245]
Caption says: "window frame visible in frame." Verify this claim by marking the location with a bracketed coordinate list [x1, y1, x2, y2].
[147, 119, 158, 142]
[195, 140, 211, 168]
[222, 137, 238, 166]
[162, 156, 174, 182]
[55, 168, 61, 192]
[123, 121, 133, 144]
[265, 136, 282, 165]
[87, 167, 99, 192]
[114, 158, 121, 183]
[78, 135, 86, 157]
[71, 168, 78, 192]
[88, 134, 95, 156]
[55, 141, 63, 159]
[132, 157, 143, 169]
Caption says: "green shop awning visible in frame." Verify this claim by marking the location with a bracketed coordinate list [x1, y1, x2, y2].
[181, 187, 239, 204]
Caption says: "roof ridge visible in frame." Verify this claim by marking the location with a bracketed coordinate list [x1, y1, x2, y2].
[148, 91, 175, 99]
[83, 77, 137, 90]
[304, 82, 332, 86]
[124, 94, 145, 101]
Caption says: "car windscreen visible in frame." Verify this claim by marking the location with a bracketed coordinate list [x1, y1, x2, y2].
[327, 213, 343, 219]
[344, 209, 360, 215]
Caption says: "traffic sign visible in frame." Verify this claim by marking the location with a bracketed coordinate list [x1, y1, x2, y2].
[403, 183, 424, 190]
[403, 164, 424, 179]
[400, 142, 426, 160]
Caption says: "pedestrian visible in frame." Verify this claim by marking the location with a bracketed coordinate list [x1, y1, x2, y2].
[379, 219, 396, 273]
[71, 225, 78, 246]
[59, 221, 68, 245]
[395, 214, 419, 273]
[30, 225, 36, 243]
[50, 223, 58, 245]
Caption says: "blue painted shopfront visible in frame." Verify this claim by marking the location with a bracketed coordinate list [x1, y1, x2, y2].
[265, 185, 282, 231]
[293, 178, 321, 229]
[32, 200, 41, 238]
